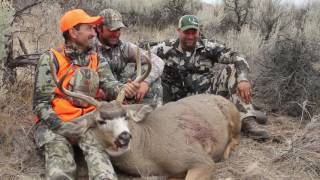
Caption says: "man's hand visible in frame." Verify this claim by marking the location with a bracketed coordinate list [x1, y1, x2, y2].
[236, 81, 252, 104]
[124, 79, 140, 98]
[136, 81, 150, 102]
[96, 89, 106, 100]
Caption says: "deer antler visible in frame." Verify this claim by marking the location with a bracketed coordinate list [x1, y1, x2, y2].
[48, 56, 102, 108]
[116, 45, 152, 103]
[135, 44, 152, 83]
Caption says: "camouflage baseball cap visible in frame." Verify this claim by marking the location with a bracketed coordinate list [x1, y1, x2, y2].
[178, 15, 200, 31]
[99, 9, 126, 31]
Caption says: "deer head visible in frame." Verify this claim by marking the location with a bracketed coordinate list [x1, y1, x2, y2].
[48, 46, 152, 156]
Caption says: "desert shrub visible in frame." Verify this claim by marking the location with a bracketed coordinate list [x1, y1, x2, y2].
[220, 0, 253, 32]
[254, 6, 320, 117]
[0, 1, 14, 62]
[61, 0, 202, 29]
[251, 0, 285, 40]
[197, 3, 225, 35]
[218, 26, 263, 78]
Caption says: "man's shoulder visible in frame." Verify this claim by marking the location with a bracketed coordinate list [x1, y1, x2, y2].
[38, 50, 52, 64]
[151, 39, 177, 56]
[201, 38, 226, 50]
[119, 40, 137, 50]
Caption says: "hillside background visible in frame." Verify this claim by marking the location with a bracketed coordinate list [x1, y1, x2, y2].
[0, 0, 319, 179]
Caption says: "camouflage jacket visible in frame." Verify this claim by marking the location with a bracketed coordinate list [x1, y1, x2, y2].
[151, 38, 250, 100]
[33, 42, 123, 130]
[94, 38, 164, 85]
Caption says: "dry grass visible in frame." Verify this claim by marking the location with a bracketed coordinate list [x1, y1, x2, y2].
[0, 1, 14, 60]
[272, 116, 320, 178]
[0, 0, 319, 179]
[0, 68, 44, 180]
[121, 25, 176, 44]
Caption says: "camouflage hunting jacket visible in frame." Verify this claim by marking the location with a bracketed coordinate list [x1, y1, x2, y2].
[33, 42, 124, 129]
[151, 38, 250, 101]
[94, 38, 164, 85]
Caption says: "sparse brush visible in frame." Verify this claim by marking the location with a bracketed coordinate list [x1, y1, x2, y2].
[0, 0, 14, 63]
[273, 115, 320, 178]
[0, 69, 43, 179]
[61, 0, 202, 29]
[254, 21, 320, 118]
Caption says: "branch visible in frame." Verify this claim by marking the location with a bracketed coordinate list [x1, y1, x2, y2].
[13, 1, 42, 17]
[8, 53, 41, 68]
[18, 37, 29, 55]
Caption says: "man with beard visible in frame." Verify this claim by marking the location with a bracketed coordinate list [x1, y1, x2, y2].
[152, 15, 269, 141]
[95, 9, 164, 106]
[33, 9, 139, 179]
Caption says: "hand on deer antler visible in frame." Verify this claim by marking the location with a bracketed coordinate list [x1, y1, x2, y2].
[116, 45, 152, 103]
[136, 81, 150, 102]
[124, 79, 140, 98]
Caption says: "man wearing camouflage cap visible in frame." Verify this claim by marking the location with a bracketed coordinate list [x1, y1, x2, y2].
[95, 8, 164, 106]
[152, 15, 269, 141]
[33, 9, 140, 179]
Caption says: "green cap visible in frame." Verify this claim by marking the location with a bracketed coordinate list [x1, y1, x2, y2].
[99, 9, 126, 31]
[178, 15, 199, 31]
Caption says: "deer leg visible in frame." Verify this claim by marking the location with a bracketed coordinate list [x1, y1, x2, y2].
[223, 118, 241, 159]
[223, 124, 240, 159]
[185, 166, 215, 180]
[223, 136, 240, 159]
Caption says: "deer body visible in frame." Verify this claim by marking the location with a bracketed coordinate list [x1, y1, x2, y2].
[106, 94, 241, 178]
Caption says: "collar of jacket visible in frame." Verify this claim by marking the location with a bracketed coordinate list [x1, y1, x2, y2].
[172, 38, 205, 54]
[64, 42, 94, 66]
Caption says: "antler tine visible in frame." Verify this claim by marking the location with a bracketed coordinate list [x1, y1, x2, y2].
[136, 47, 141, 78]
[134, 44, 151, 83]
[115, 88, 126, 103]
[48, 57, 102, 108]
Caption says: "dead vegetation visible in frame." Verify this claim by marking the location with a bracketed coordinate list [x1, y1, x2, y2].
[0, 0, 319, 179]
[273, 115, 320, 178]
[0, 69, 44, 179]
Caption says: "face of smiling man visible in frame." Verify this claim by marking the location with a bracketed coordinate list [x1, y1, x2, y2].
[176, 15, 200, 51]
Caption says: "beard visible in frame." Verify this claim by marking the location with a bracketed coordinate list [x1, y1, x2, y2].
[106, 38, 119, 46]
[181, 40, 196, 51]
[100, 34, 120, 47]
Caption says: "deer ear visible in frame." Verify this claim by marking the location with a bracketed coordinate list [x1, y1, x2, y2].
[126, 105, 154, 123]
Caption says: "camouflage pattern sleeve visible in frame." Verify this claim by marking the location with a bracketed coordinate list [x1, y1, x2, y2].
[126, 42, 164, 85]
[33, 52, 62, 130]
[97, 54, 125, 99]
[206, 41, 250, 82]
[150, 41, 172, 61]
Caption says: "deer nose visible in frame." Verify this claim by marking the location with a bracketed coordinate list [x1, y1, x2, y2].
[118, 131, 132, 147]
